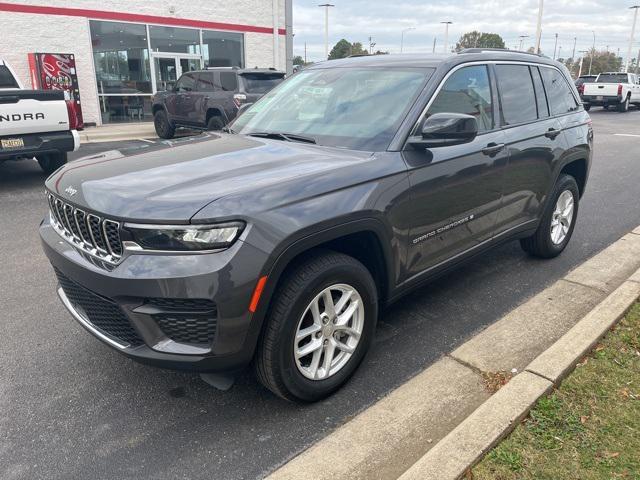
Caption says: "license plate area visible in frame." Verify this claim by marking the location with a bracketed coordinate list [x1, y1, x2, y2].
[1, 138, 25, 149]
[596, 96, 603, 101]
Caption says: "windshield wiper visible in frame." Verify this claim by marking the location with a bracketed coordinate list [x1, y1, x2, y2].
[247, 132, 317, 144]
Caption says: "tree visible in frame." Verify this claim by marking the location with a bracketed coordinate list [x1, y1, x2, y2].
[328, 39, 369, 60]
[293, 55, 305, 66]
[582, 49, 622, 76]
[455, 31, 505, 51]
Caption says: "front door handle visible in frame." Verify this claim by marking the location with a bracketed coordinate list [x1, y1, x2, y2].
[481, 142, 505, 156]
[545, 128, 562, 140]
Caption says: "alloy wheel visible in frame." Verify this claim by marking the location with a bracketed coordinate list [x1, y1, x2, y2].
[294, 283, 364, 381]
[550, 190, 574, 245]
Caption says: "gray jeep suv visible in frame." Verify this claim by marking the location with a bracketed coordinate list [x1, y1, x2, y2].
[152, 67, 285, 138]
[41, 51, 592, 401]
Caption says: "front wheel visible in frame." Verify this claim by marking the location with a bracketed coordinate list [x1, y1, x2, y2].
[583, 104, 591, 112]
[206, 115, 225, 131]
[154, 109, 175, 139]
[255, 251, 378, 402]
[37, 152, 67, 174]
[520, 174, 579, 258]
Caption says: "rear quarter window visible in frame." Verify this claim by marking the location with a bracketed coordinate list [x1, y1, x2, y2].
[0, 65, 19, 88]
[540, 67, 578, 116]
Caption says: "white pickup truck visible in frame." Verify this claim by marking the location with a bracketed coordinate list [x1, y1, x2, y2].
[581, 72, 640, 112]
[0, 58, 79, 174]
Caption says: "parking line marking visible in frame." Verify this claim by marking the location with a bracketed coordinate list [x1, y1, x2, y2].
[613, 133, 640, 137]
[137, 138, 156, 143]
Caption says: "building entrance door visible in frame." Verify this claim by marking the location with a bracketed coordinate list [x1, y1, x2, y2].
[152, 54, 202, 92]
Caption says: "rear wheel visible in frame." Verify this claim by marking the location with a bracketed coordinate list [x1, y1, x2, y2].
[618, 95, 630, 112]
[154, 109, 175, 139]
[206, 115, 225, 131]
[583, 104, 591, 111]
[520, 174, 579, 258]
[37, 152, 67, 174]
[255, 251, 378, 402]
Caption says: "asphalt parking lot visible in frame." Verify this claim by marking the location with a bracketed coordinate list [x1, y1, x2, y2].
[2, 110, 640, 480]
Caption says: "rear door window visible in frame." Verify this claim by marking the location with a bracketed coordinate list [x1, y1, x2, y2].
[0, 65, 19, 88]
[240, 73, 285, 94]
[427, 65, 493, 132]
[540, 67, 578, 115]
[597, 73, 629, 83]
[495, 64, 537, 125]
[196, 73, 216, 92]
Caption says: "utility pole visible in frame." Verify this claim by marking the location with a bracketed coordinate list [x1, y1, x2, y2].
[432, 37, 437, 53]
[285, 0, 293, 75]
[304, 42, 307, 64]
[441, 21, 452, 53]
[588, 30, 595, 75]
[400, 27, 415, 53]
[535, 0, 543, 53]
[553, 33, 558, 60]
[571, 36, 577, 60]
[368, 36, 376, 54]
[318, 3, 335, 60]
[625, 6, 640, 72]
[578, 50, 588, 78]
[558, 45, 562, 60]
[518, 35, 529, 51]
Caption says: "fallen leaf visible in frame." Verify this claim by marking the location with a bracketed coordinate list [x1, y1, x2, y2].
[595, 344, 605, 352]
[604, 451, 620, 459]
[580, 415, 589, 424]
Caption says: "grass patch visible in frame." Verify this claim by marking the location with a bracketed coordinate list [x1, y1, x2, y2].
[472, 302, 640, 480]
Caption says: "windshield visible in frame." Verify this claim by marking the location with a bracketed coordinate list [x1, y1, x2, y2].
[597, 73, 629, 83]
[231, 67, 433, 151]
[0, 65, 19, 89]
[241, 73, 285, 94]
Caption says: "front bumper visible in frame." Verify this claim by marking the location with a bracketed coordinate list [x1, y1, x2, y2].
[0, 129, 79, 160]
[40, 218, 269, 373]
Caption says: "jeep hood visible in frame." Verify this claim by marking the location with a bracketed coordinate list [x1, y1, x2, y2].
[45, 134, 381, 223]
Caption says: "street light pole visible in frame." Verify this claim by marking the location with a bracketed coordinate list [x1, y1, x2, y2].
[553, 33, 558, 60]
[571, 36, 577, 60]
[625, 6, 640, 72]
[578, 50, 588, 78]
[588, 30, 595, 75]
[518, 35, 529, 51]
[441, 21, 453, 53]
[535, 0, 544, 53]
[318, 3, 335, 60]
[400, 27, 415, 53]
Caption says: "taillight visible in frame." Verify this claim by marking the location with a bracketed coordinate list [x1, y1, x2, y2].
[618, 84, 623, 96]
[66, 100, 79, 130]
[233, 93, 247, 108]
[577, 84, 584, 95]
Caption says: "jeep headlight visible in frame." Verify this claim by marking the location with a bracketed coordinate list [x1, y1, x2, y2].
[124, 222, 245, 251]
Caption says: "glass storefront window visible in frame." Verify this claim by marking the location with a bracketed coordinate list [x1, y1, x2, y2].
[202, 31, 244, 68]
[99, 95, 152, 124]
[149, 26, 200, 54]
[90, 20, 152, 94]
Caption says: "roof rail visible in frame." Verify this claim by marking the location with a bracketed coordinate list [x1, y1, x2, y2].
[458, 48, 544, 57]
[206, 66, 239, 70]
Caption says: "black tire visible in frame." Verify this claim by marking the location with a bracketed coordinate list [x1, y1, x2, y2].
[618, 95, 630, 113]
[520, 174, 579, 259]
[37, 152, 67, 174]
[602, 105, 609, 110]
[154, 109, 175, 139]
[255, 251, 378, 402]
[206, 115, 225, 131]
[583, 104, 591, 112]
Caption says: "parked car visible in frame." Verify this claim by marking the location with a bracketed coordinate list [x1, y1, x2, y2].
[0, 58, 80, 173]
[41, 50, 592, 402]
[575, 74, 597, 97]
[152, 67, 285, 139]
[581, 72, 640, 111]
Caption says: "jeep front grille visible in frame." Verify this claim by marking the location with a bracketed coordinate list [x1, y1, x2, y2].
[48, 193, 123, 264]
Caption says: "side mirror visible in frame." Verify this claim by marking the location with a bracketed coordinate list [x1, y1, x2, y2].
[408, 113, 478, 149]
[236, 102, 254, 116]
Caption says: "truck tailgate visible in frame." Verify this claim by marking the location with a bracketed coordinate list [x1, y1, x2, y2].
[0, 89, 69, 136]
[583, 83, 619, 96]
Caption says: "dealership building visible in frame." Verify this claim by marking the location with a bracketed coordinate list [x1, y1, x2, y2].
[0, 0, 291, 125]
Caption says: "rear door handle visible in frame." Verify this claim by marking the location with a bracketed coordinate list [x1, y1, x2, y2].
[545, 128, 562, 140]
[481, 142, 505, 156]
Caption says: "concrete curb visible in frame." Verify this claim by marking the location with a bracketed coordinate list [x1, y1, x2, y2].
[266, 227, 640, 480]
[78, 124, 157, 144]
[399, 272, 640, 480]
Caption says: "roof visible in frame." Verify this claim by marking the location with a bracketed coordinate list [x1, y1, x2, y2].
[307, 49, 562, 70]
[199, 67, 285, 75]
